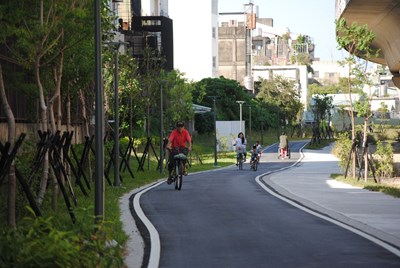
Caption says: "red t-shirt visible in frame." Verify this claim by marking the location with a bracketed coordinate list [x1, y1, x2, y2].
[169, 128, 191, 148]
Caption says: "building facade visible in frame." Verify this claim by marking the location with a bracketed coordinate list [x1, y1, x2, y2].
[168, 0, 219, 81]
[218, 10, 315, 93]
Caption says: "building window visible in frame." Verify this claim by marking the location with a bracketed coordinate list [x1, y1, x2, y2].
[212, 56, 216, 68]
[212, 27, 216, 39]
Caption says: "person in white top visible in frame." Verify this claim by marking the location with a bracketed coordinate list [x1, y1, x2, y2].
[234, 132, 247, 164]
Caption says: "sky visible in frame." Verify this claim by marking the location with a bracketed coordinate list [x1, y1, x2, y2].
[218, 0, 345, 61]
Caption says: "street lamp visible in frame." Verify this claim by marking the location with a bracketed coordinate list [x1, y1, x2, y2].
[236, 101, 245, 133]
[94, 0, 104, 223]
[209, 96, 218, 166]
[248, 105, 252, 147]
[104, 41, 128, 187]
[157, 80, 166, 174]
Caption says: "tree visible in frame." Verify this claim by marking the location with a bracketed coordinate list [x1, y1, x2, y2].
[192, 77, 252, 133]
[0, 64, 17, 227]
[311, 94, 333, 139]
[0, 0, 109, 218]
[256, 75, 303, 133]
[336, 18, 380, 180]
[377, 101, 389, 132]
[163, 70, 195, 129]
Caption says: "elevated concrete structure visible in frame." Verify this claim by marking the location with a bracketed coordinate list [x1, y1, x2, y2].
[336, 0, 400, 87]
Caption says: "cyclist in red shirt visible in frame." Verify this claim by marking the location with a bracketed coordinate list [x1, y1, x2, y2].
[166, 121, 192, 183]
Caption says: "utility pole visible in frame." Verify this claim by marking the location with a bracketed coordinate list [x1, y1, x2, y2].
[236, 101, 245, 133]
[159, 82, 164, 174]
[208, 96, 218, 166]
[94, 0, 104, 223]
[249, 105, 252, 147]
[244, 2, 256, 93]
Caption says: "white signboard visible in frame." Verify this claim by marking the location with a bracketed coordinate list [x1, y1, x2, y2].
[216, 121, 245, 152]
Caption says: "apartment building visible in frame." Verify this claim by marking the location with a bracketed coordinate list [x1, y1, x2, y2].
[114, 0, 218, 81]
[218, 10, 315, 93]
[168, 0, 219, 81]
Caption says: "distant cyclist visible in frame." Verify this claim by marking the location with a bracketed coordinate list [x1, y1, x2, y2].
[233, 132, 247, 165]
[166, 121, 192, 183]
[254, 141, 262, 162]
[279, 131, 289, 158]
[249, 145, 258, 166]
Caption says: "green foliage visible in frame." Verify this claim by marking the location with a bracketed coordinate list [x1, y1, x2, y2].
[192, 77, 253, 133]
[374, 140, 393, 179]
[256, 75, 303, 127]
[0, 208, 123, 267]
[311, 94, 333, 124]
[334, 175, 400, 198]
[332, 132, 353, 172]
[363, 185, 400, 198]
[308, 84, 340, 96]
[164, 70, 195, 127]
[305, 139, 334, 150]
[354, 91, 372, 119]
[336, 18, 379, 58]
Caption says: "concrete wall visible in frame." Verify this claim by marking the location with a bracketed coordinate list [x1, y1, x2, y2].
[218, 26, 246, 82]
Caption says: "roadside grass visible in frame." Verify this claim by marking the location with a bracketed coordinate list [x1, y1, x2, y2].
[304, 138, 335, 150]
[330, 174, 400, 198]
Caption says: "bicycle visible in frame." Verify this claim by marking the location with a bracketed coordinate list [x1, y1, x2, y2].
[236, 147, 244, 170]
[278, 147, 290, 160]
[250, 157, 258, 171]
[168, 148, 188, 190]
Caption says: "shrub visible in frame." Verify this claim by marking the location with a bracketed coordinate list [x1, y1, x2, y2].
[374, 140, 394, 180]
[0, 208, 124, 268]
[332, 132, 353, 172]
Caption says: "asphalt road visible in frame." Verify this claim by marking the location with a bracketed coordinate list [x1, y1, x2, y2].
[134, 141, 400, 267]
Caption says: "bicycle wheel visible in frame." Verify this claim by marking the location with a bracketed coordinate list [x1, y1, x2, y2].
[238, 154, 243, 170]
[254, 160, 258, 171]
[175, 160, 183, 190]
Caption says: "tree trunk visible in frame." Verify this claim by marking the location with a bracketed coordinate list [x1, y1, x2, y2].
[347, 65, 356, 178]
[0, 64, 17, 227]
[48, 50, 64, 210]
[362, 119, 369, 182]
[35, 57, 50, 206]
[67, 92, 71, 132]
[80, 89, 90, 137]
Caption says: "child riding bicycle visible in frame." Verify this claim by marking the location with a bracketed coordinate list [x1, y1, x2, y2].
[249, 145, 258, 166]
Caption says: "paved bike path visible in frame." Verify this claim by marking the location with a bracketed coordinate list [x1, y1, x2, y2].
[120, 143, 400, 267]
[261, 143, 400, 253]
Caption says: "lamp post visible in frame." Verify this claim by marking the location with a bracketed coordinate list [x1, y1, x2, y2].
[260, 105, 264, 145]
[113, 44, 120, 187]
[210, 96, 218, 166]
[236, 101, 245, 133]
[94, 0, 104, 222]
[248, 105, 252, 147]
[159, 82, 164, 174]
[105, 41, 128, 187]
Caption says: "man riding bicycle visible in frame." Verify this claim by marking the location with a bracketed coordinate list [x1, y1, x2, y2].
[166, 121, 192, 183]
